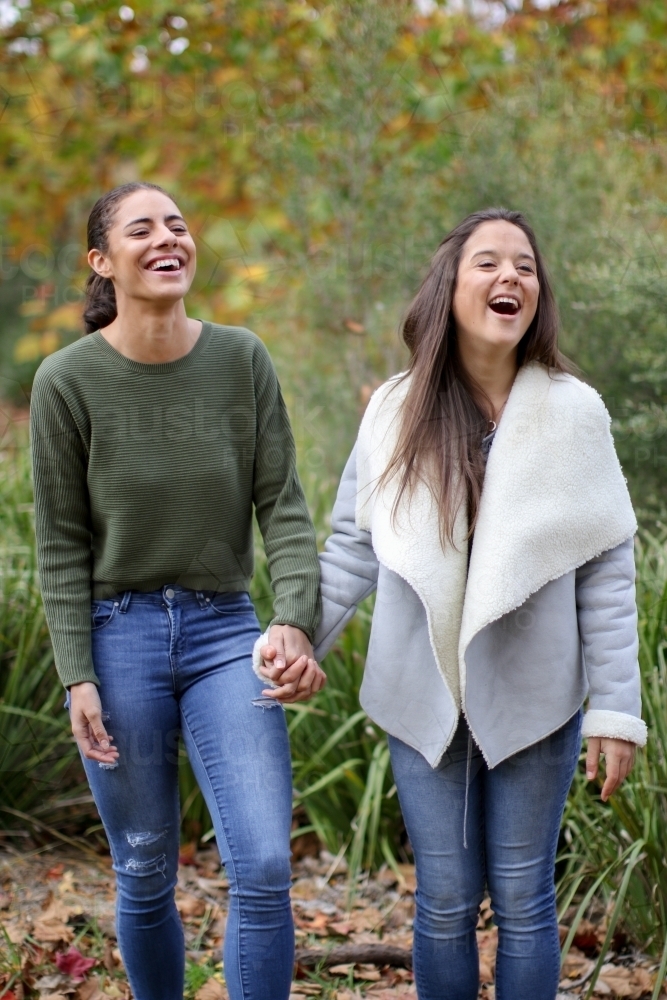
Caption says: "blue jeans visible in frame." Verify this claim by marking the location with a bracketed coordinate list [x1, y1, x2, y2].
[389, 711, 582, 1000]
[77, 586, 294, 1000]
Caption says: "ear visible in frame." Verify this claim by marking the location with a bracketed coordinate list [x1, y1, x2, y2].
[88, 248, 113, 279]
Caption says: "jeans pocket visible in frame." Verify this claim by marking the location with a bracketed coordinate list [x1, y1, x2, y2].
[91, 600, 117, 632]
[208, 592, 254, 617]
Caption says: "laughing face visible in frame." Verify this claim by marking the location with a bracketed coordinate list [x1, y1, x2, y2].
[451, 219, 540, 362]
[88, 189, 197, 310]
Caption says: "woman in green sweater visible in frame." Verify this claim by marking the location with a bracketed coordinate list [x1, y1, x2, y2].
[30, 182, 325, 1000]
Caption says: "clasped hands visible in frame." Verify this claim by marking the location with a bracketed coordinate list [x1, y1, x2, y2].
[258, 624, 326, 703]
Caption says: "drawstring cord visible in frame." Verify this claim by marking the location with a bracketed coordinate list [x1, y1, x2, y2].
[463, 726, 473, 849]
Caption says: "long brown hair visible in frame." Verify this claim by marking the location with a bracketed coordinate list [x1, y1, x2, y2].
[83, 182, 172, 334]
[381, 207, 572, 545]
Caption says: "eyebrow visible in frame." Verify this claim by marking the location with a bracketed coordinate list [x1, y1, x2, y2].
[123, 214, 185, 229]
[471, 248, 536, 262]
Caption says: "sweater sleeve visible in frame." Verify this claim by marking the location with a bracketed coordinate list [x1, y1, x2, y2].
[30, 366, 97, 688]
[251, 344, 321, 641]
[577, 538, 647, 746]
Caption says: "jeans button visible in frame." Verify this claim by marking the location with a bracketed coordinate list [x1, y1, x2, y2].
[165, 588, 175, 599]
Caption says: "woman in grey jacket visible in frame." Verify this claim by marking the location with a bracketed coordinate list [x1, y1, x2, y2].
[260, 207, 645, 1000]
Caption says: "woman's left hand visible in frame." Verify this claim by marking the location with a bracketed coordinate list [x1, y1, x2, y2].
[259, 624, 327, 703]
[586, 737, 636, 801]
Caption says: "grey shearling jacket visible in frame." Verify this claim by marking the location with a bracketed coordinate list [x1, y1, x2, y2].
[313, 446, 645, 768]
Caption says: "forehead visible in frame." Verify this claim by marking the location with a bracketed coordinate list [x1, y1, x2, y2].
[462, 220, 534, 259]
[112, 189, 183, 227]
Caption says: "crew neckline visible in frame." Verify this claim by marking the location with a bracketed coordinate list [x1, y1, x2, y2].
[91, 321, 212, 374]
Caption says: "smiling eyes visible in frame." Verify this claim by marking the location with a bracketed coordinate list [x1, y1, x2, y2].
[129, 224, 188, 238]
[477, 259, 535, 274]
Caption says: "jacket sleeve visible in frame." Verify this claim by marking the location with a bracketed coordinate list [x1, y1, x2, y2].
[576, 538, 647, 746]
[313, 444, 379, 661]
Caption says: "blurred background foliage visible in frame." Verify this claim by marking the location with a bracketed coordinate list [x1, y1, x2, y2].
[3, 0, 667, 957]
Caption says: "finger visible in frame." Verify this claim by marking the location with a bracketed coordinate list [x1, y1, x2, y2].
[261, 659, 288, 682]
[268, 628, 286, 670]
[263, 677, 300, 701]
[586, 738, 601, 781]
[271, 655, 309, 685]
[601, 756, 621, 801]
[76, 726, 119, 763]
[295, 662, 318, 693]
[86, 709, 112, 751]
[260, 644, 277, 661]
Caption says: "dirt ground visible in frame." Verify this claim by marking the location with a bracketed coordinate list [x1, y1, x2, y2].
[0, 843, 662, 999]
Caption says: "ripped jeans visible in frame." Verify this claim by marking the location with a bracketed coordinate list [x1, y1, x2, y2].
[76, 586, 294, 1000]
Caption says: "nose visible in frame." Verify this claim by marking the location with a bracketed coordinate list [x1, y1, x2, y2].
[499, 262, 520, 284]
[154, 225, 178, 247]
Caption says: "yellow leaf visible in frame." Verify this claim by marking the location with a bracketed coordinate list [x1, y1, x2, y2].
[14, 334, 44, 363]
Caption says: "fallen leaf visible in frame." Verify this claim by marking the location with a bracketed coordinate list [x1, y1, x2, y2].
[55, 947, 95, 982]
[597, 963, 655, 998]
[354, 964, 381, 981]
[32, 917, 73, 944]
[330, 965, 353, 975]
[33, 975, 65, 991]
[175, 893, 206, 919]
[294, 911, 330, 936]
[194, 980, 228, 1000]
[76, 978, 112, 1000]
[329, 921, 353, 936]
[560, 947, 594, 983]
[46, 864, 65, 880]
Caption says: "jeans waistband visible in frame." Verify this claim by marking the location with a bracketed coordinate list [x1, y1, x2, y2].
[92, 586, 249, 611]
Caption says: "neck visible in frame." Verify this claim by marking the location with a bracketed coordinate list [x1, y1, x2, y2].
[457, 343, 519, 420]
[99, 299, 202, 363]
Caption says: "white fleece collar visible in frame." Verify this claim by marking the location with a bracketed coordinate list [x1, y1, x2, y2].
[356, 362, 638, 714]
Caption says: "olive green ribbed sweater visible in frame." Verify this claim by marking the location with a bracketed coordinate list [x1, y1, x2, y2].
[30, 322, 321, 688]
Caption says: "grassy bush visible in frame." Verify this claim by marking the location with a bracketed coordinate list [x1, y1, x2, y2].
[558, 529, 667, 980]
[0, 434, 92, 841]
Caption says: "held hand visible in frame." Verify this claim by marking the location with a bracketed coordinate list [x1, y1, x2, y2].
[586, 737, 635, 801]
[69, 681, 119, 764]
[260, 625, 326, 703]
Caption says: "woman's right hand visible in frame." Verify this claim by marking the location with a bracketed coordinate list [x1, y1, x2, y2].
[69, 682, 119, 764]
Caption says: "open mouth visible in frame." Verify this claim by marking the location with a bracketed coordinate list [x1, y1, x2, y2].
[145, 257, 183, 273]
[488, 296, 520, 316]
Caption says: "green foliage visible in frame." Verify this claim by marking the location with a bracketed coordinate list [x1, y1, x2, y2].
[0, 435, 89, 836]
[287, 601, 403, 880]
[558, 529, 667, 972]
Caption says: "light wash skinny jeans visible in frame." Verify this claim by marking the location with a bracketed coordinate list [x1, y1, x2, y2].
[71, 586, 294, 1000]
[389, 710, 582, 1000]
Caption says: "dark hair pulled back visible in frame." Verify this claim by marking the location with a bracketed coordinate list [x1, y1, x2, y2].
[83, 182, 171, 334]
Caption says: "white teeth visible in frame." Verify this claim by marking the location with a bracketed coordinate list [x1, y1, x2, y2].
[148, 258, 180, 270]
[489, 296, 519, 307]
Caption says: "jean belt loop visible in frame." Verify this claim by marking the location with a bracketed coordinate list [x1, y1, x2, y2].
[119, 591, 132, 614]
[196, 590, 208, 610]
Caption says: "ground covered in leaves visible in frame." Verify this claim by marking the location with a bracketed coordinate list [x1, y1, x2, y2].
[0, 845, 663, 999]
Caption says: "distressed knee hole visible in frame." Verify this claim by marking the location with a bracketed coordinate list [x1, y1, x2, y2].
[124, 853, 167, 876]
[125, 829, 167, 848]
